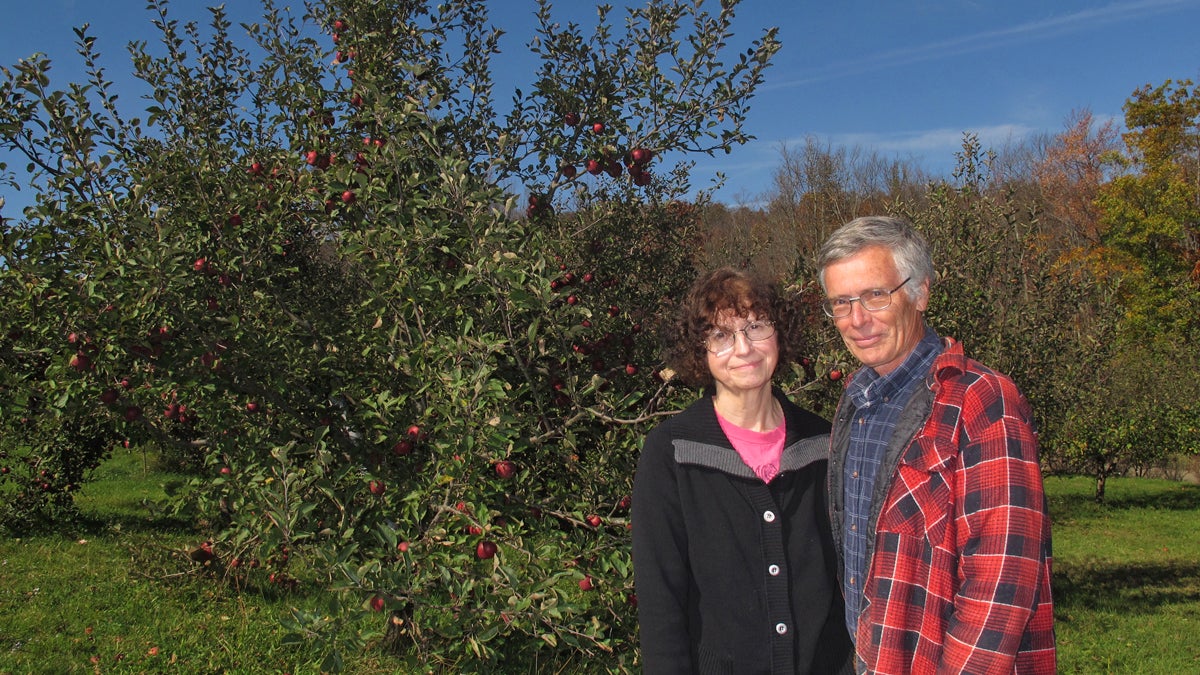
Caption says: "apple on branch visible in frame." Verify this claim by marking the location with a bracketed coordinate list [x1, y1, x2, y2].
[476, 540, 498, 559]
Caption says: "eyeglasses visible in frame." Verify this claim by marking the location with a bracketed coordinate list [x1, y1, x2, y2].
[822, 277, 911, 318]
[704, 320, 775, 355]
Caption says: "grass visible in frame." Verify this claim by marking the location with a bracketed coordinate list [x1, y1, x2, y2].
[2, 452, 1199, 673]
[0, 449, 387, 674]
[1046, 475, 1200, 673]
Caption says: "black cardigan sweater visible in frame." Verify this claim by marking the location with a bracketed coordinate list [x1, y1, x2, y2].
[632, 389, 853, 674]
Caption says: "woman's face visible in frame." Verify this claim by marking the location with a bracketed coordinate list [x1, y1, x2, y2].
[704, 310, 778, 398]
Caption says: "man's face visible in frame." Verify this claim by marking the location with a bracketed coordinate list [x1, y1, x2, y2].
[822, 245, 928, 376]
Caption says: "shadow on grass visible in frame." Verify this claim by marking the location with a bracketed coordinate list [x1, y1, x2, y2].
[74, 509, 198, 536]
[1054, 559, 1200, 615]
[1047, 480, 1200, 523]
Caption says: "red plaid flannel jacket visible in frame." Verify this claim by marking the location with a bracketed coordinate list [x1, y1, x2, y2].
[832, 338, 1056, 674]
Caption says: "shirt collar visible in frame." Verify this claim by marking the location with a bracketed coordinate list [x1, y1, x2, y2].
[847, 327, 943, 408]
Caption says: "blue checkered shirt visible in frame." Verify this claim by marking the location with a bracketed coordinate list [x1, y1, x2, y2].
[841, 328, 943, 640]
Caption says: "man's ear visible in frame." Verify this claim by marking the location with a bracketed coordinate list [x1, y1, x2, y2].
[915, 278, 931, 312]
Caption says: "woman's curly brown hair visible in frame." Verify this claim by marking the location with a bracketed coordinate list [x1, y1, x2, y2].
[662, 267, 803, 389]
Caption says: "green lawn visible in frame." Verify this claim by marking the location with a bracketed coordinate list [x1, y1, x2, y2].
[1047, 475, 1200, 674]
[2, 452, 1199, 673]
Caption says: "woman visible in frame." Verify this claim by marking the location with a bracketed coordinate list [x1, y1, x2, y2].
[633, 267, 852, 674]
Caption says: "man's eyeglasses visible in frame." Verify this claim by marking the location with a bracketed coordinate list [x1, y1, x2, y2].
[822, 278, 911, 318]
[704, 320, 775, 355]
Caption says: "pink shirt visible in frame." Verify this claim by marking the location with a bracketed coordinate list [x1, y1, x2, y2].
[716, 410, 786, 483]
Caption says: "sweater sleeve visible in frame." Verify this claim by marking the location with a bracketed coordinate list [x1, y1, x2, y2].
[632, 422, 695, 674]
[940, 374, 1052, 674]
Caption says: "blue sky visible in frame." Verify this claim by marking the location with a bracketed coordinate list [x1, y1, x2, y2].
[2, 0, 1199, 212]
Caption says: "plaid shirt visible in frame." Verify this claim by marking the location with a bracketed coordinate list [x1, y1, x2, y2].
[841, 330, 943, 640]
[829, 337, 1056, 674]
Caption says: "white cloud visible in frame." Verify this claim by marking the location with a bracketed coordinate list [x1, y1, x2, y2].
[826, 123, 1039, 154]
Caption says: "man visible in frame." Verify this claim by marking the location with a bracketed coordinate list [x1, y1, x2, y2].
[816, 216, 1055, 674]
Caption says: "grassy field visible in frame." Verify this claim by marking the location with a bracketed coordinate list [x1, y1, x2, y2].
[1047, 475, 1200, 673]
[2, 450, 1199, 673]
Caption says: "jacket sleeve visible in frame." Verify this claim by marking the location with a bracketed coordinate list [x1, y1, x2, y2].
[632, 423, 695, 674]
[940, 374, 1052, 673]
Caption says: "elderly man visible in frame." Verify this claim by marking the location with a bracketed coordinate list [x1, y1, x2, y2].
[816, 215, 1056, 674]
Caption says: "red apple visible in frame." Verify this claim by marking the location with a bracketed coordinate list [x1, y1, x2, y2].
[560, 163, 577, 179]
[563, 112, 580, 126]
[586, 514, 602, 527]
[566, 295, 578, 305]
[305, 150, 320, 165]
[467, 524, 483, 536]
[227, 214, 242, 227]
[246, 401, 261, 413]
[219, 466, 231, 476]
[369, 480, 385, 495]
[494, 460, 516, 479]
[630, 147, 653, 165]
[341, 190, 356, 204]
[585, 159, 603, 175]
[591, 122, 605, 134]
[476, 540, 498, 559]
[624, 363, 638, 376]
[579, 575, 594, 591]
[392, 440, 413, 456]
[618, 495, 632, 510]
[370, 596, 385, 612]
[69, 352, 93, 372]
[828, 369, 843, 382]
[397, 541, 410, 553]
[333, 19, 347, 32]
[407, 424, 421, 438]
[248, 161, 263, 176]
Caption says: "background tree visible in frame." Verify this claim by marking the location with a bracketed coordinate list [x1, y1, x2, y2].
[1033, 108, 1120, 247]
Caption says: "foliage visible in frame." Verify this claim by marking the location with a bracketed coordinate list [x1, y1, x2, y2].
[1095, 78, 1200, 344]
[1055, 340, 1200, 501]
[1031, 109, 1120, 247]
[0, 0, 779, 669]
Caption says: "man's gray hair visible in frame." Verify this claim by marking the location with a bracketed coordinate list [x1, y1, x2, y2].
[816, 216, 934, 302]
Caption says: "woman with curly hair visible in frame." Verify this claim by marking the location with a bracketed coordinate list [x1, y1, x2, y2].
[633, 267, 852, 675]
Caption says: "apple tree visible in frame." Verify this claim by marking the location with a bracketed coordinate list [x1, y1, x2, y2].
[0, 0, 779, 670]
